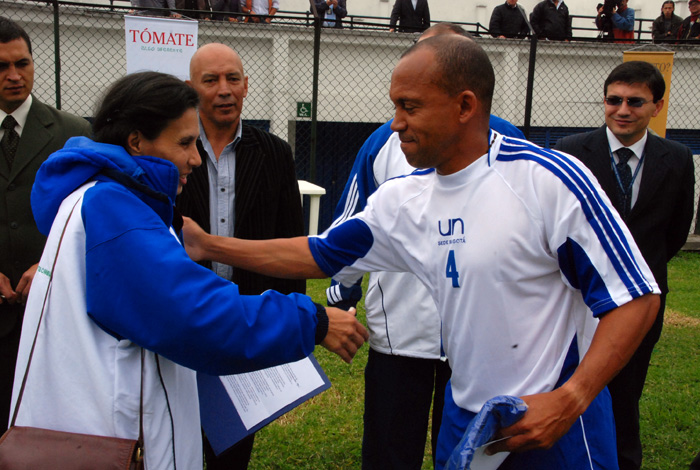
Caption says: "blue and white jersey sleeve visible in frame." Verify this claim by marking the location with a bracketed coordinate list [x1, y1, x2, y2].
[495, 136, 659, 315]
[311, 169, 434, 287]
[330, 121, 395, 226]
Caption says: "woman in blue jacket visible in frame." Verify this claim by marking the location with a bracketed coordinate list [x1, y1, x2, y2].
[10, 72, 366, 469]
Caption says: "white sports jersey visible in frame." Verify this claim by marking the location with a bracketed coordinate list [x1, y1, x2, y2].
[362, 132, 443, 358]
[327, 119, 526, 359]
[310, 132, 659, 412]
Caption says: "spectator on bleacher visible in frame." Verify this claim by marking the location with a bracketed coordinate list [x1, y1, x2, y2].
[241, 0, 278, 23]
[611, 0, 635, 42]
[678, 0, 700, 41]
[489, 0, 530, 38]
[388, 0, 430, 33]
[315, 0, 347, 28]
[652, 1, 683, 43]
[210, 0, 240, 21]
[529, 0, 571, 41]
[174, 0, 210, 19]
[132, 0, 182, 17]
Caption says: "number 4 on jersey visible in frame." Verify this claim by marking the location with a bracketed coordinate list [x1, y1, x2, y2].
[445, 250, 460, 288]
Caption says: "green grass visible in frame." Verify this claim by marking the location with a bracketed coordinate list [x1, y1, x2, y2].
[248, 253, 700, 470]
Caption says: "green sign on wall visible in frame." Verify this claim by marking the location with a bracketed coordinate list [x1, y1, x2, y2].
[297, 102, 311, 118]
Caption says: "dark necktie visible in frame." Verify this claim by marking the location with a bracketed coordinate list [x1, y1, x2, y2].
[616, 147, 634, 218]
[1, 115, 20, 169]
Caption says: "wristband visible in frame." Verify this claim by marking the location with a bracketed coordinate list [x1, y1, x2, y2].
[314, 302, 329, 345]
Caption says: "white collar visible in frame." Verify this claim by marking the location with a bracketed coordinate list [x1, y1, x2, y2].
[0, 95, 33, 137]
[605, 126, 647, 160]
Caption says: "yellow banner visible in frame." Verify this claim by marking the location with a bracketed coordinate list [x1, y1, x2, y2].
[622, 50, 674, 137]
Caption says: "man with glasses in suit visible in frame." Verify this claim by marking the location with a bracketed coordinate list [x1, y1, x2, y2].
[555, 60, 695, 470]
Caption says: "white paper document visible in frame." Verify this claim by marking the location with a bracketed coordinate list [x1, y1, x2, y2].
[220, 356, 326, 430]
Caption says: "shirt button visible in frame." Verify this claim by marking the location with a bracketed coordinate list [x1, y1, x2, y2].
[10, 222, 19, 229]
[7, 183, 16, 191]
[220, 188, 226, 192]
[220, 218, 226, 223]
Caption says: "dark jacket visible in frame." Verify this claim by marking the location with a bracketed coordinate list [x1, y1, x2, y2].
[530, 0, 571, 40]
[176, 123, 306, 297]
[315, 0, 347, 28]
[554, 126, 695, 295]
[389, 0, 430, 33]
[677, 15, 700, 41]
[651, 13, 683, 42]
[0, 98, 91, 336]
[489, 2, 530, 38]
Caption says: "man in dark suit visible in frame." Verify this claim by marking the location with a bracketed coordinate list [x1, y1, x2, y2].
[555, 60, 695, 470]
[489, 0, 531, 38]
[530, 0, 572, 40]
[315, 0, 347, 28]
[389, 0, 430, 33]
[178, 42, 305, 470]
[0, 16, 91, 431]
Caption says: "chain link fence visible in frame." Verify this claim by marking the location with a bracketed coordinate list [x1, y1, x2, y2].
[4, 0, 700, 232]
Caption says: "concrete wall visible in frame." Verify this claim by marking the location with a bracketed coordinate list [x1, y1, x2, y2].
[6, 0, 699, 231]
[8, 1, 699, 136]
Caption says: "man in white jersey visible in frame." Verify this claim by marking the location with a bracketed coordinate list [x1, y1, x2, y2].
[326, 22, 526, 470]
[183, 35, 660, 469]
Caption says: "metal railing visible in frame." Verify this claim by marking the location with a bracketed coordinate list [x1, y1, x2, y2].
[4, 0, 700, 232]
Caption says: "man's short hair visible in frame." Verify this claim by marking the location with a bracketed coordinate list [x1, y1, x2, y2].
[403, 35, 495, 115]
[0, 17, 32, 55]
[420, 22, 473, 40]
[604, 61, 665, 102]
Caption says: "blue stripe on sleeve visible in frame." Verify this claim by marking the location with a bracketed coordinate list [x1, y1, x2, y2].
[309, 218, 374, 276]
[496, 140, 654, 304]
[557, 237, 618, 315]
[332, 121, 395, 225]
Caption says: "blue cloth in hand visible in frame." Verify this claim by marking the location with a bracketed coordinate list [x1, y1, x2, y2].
[445, 395, 528, 470]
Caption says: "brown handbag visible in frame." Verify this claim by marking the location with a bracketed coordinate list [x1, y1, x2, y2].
[0, 426, 143, 470]
[0, 199, 145, 470]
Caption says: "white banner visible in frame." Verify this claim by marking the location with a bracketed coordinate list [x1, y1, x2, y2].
[124, 15, 198, 80]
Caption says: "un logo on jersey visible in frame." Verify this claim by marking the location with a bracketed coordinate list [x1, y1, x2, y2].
[438, 218, 464, 237]
[438, 219, 464, 288]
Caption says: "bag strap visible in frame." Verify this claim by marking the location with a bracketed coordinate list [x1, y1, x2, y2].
[10, 197, 146, 462]
[10, 197, 81, 427]
[136, 348, 145, 464]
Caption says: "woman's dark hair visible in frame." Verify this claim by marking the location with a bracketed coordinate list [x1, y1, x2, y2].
[93, 71, 199, 148]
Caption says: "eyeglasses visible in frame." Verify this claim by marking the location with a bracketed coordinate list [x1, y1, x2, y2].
[604, 96, 653, 108]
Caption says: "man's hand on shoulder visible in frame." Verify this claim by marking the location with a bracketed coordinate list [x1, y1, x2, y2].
[321, 306, 369, 364]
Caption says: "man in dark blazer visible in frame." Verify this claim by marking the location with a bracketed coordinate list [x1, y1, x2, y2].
[178, 42, 305, 470]
[0, 16, 91, 432]
[555, 61, 695, 470]
[389, 0, 430, 33]
[315, 0, 347, 28]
